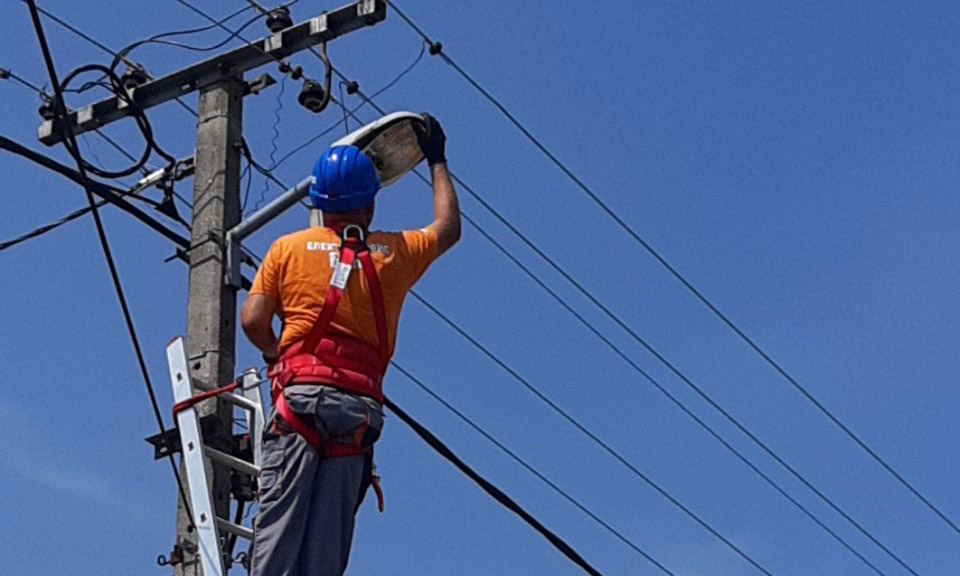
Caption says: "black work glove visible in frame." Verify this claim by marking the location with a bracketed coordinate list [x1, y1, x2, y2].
[414, 112, 446, 165]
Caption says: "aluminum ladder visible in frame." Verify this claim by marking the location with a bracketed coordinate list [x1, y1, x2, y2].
[166, 336, 265, 575]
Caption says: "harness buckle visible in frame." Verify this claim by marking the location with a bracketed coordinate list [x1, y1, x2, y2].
[342, 224, 365, 242]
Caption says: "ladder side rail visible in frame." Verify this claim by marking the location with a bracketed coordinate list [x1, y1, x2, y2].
[240, 369, 265, 469]
[167, 337, 226, 576]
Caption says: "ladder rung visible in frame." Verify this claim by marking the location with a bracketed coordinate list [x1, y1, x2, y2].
[207, 447, 261, 477]
[217, 518, 254, 541]
[219, 392, 260, 413]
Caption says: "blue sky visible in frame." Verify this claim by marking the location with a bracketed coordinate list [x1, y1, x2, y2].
[1, 1, 958, 575]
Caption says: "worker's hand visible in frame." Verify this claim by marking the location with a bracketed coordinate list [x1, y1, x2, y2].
[415, 113, 446, 166]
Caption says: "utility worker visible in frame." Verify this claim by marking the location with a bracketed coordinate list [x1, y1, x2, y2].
[240, 114, 459, 576]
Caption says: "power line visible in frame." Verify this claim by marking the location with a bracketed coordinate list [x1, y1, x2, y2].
[383, 0, 960, 539]
[1, 66, 160, 177]
[1, 199, 106, 251]
[385, 372, 614, 576]
[24, 0, 196, 530]
[112, 6, 259, 68]
[0, 135, 190, 250]
[448, 210, 889, 575]
[327, 85, 919, 573]
[407, 290, 778, 575]
[266, 40, 427, 172]
[32, 2, 199, 118]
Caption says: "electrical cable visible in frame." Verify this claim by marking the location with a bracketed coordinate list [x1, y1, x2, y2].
[1, 66, 158, 178]
[249, 75, 287, 215]
[406, 291, 776, 576]
[56, 63, 175, 178]
[383, 0, 960, 538]
[24, 0, 196, 530]
[111, 7, 262, 74]
[29, 3, 281, 204]
[31, 2, 200, 120]
[0, 135, 190, 250]
[328, 83, 922, 575]
[0, 67, 46, 93]
[386, 372, 634, 576]
[1, 199, 106, 251]
[455, 211, 888, 575]
[269, 40, 426, 172]
[240, 156, 254, 213]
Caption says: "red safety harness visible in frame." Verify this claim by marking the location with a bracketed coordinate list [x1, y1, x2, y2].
[266, 226, 388, 507]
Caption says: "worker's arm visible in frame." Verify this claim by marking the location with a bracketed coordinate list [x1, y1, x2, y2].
[426, 162, 461, 256]
[241, 294, 280, 362]
[416, 114, 461, 256]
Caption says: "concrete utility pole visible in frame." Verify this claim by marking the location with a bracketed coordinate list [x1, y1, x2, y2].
[179, 78, 245, 576]
[36, 2, 388, 573]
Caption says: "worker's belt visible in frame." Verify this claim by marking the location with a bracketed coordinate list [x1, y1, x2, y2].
[267, 226, 389, 463]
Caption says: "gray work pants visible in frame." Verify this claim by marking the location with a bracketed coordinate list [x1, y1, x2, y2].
[250, 385, 383, 576]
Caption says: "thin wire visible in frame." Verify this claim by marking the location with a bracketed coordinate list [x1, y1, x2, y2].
[407, 291, 776, 575]
[1, 200, 107, 251]
[383, 0, 959, 538]
[0, 67, 45, 93]
[240, 158, 254, 213]
[270, 40, 426, 171]
[113, 6, 257, 68]
[25, 0, 196, 530]
[329, 93, 918, 573]
[453, 211, 888, 575]
[261, 38, 427, 175]
[176, 0, 321, 86]
[389, 365, 654, 576]
[32, 3, 200, 119]
[249, 75, 286, 215]
[1, 66, 150, 174]
[337, 81, 349, 134]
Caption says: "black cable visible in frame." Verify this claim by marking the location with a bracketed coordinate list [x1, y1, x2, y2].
[32, 2, 200, 121]
[1, 66, 149, 175]
[384, 380, 619, 576]
[240, 157, 254, 214]
[0, 67, 45, 93]
[25, 0, 196, 530]
[1, 200, 105, 251]
[407, 291, 776, 576]
[329, 89, 921, 575]
[111, 7, 262, 74]
[384, 0, 959, 538]
[456, 212, 888, 575]
[265, 39, 427, 172]
[337, 80, 349, 135]
[0, 135, 190, 249]
[56, 63, 175, 178]
[250, 75, 286, 215]
[176, 0, 321, 89]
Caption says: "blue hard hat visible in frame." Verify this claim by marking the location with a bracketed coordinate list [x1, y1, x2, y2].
[309, 145, 380, 212]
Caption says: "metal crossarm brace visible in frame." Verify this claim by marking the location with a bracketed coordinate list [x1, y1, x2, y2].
[38, 0, 386, 145]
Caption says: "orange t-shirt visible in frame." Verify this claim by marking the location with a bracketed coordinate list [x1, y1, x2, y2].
[250, 226, 439, 357]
